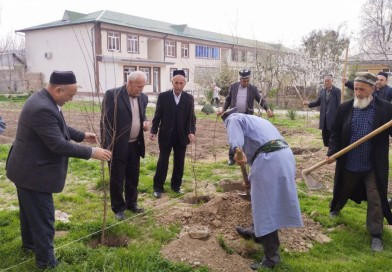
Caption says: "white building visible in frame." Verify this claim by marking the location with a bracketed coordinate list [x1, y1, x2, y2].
[17, 10, 293, 94]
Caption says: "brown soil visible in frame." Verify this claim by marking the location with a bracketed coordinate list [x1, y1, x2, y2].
[2, 103, 391, 272]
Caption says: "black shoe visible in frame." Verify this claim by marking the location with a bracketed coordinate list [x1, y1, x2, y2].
[236, 226, 256, 240]
[250, 262, 274, 270]
[114, 211, 126, 221]
[329, 210, 340, 218]
[371, 237, 383, 252]
[128, 205, 144, 213]
[173, 189, 184, 194]
[228, 159, 235, 166]
[153, 191, 161, 199]
[38, 259, 60, 269]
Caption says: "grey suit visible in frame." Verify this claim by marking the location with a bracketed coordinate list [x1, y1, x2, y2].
[6, 88, 92, 268]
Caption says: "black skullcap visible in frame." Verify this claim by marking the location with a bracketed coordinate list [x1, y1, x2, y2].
[354, 72, 377, 86]
[378, 71, 388, 79]
[173, 69, 186, 77]
[239, 69, 251, 78]
[221, 107, 238, 122]
[50, 71, 77, 85]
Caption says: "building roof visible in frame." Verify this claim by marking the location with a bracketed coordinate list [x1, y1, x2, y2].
[17, 10, 295, 53]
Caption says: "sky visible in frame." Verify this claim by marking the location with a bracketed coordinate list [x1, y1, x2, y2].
[0, 0, 367, 49]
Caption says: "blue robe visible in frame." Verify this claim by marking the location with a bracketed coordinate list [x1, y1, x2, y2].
[225, 113, 303, 237]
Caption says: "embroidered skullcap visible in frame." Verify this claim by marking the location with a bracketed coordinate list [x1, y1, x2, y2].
[377, 71, 388, 79]
[173, 69, 186, 77]
[354, 72, 377, 86]
[49, 71, 77, 85]
[239, 69, 251, 78]
[221, 107, 238, 122]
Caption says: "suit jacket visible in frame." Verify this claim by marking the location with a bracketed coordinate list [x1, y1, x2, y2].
[150, 90, 196, 147]
[100, 85, 148, 159]
[327, 96, 392, 224]
[6, 89, 92, 193]
[308, 85, 341, 130]
[223, 82, 269, 115]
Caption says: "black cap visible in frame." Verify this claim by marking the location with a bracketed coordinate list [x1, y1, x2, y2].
[378, 71, 388, 79]
[221, 107, 238, 122]
[239, 69, 251, 79]
[49, 71, 77, 85]
[173, 69, 186, 77]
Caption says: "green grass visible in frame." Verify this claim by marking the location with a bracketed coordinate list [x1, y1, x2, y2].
[1, 100, 392, 271]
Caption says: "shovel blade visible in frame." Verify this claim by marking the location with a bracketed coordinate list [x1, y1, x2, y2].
[302, 171, 324, 190]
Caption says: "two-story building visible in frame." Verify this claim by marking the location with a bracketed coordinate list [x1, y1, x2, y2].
[17, 10, 293, 94]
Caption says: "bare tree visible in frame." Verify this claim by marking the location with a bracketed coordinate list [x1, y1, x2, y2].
[359, 0, 392, 62]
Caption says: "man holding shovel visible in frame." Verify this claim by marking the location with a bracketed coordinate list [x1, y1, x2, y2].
[327, 72, 392, 252]
[222, 108, 303, 269]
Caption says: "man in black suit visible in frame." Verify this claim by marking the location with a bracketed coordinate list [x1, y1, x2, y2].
[303, 73, 341, 147]
[149, 69, 196, 198]
[6, 71, 112, 269]
[217, 69, 273, 165]
[101, 71, 149, 220]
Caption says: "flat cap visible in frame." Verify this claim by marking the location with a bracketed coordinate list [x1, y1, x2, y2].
[49, 70, 77, 85]
[239, 69, 251, 78]
[173, 69, 186, 77]
[378, 71, 389, 79]
[354, 72, 377, 86]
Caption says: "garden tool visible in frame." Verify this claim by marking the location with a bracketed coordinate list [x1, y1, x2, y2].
[235, 148, 250, 200]
[302, 120, 392, 190]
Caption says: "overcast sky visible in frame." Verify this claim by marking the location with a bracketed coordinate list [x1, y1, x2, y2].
[0, 0, 367, 49]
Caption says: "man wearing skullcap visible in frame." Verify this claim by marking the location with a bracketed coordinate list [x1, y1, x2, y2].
[217, 69, 273, 165]
[149, 69, 196, 198]
[326, 72, 392, 252]
[342, 72, 392, 102]
[222, 109, 303, 269]
[6, 70, 112, 268]
[303, 73, 341, 147]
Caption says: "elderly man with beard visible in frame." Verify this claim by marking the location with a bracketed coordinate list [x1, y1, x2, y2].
[327, 72, 392, 252]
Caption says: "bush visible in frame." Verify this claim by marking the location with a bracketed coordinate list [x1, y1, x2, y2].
[286, 109, 297, 120]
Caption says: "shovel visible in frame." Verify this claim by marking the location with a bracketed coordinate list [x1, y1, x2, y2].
[235, 148, 251, 200]
[302, 120, 392, 190]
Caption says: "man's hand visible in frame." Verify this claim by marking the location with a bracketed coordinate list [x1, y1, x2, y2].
[216, 107, 224, 116]
[266, 109, 274, 118]
[234, 147, 247, 166]
[188, 134, 195, 143]
[325, 156, 336, 164]
[84, 132, 98, 144]
[303, 101, 309, 106]
[91, 147, 112, 161]
[143, 121, 150, 132]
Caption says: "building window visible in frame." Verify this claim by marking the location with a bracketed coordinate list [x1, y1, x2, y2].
[108, 31, 120, 51]
[165, 40, 176, 57]
[183, 68, 189, 81]
[240, 50, 247, 62]
[181, 43, 189, 58]
[170, 68, 177, 81]
[231, 49, 238, 62]
[123, 66, 137, 83]
[139, 67, 151, 85]
[127, 35, 139, 53]
[195, 45, 220, 59]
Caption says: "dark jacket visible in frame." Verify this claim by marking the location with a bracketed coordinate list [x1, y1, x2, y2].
[100, 85, 148, 159]
[150, 90, 196, 147]
[308, 86, 341, 130]
[223, 82, 269, 115]
[6, 89, 92, 193]
[327, 96, 392, 224]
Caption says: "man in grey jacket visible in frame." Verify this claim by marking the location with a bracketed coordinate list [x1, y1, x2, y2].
[6, 71, 111, 269]
[217, 69, 273, 165]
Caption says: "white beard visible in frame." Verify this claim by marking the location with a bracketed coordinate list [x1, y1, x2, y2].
[353, 95, 373, 109]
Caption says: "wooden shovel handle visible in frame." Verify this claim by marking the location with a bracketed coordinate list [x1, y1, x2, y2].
[303, 120, 392, 174]
[235, 148, 250, 188]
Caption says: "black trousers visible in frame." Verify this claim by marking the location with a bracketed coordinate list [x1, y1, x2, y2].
[321, 127, 330, 147]
[333, 170, 383, 236]
[109, 141, 140, 213]
[16, 186, 57, 268]
[259, 230, 281, 267]
[153, 136, 186, 192]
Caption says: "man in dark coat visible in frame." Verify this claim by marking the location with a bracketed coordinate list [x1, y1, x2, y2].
[217, 69, 273, 165]
[6, 71, 112, 269]
[304, 74, 341, 147]
[343, 72, 392, 102]
[149, 69, 196, 198]
[101, 71, 149, 220]
[327, 72, 392, 252]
